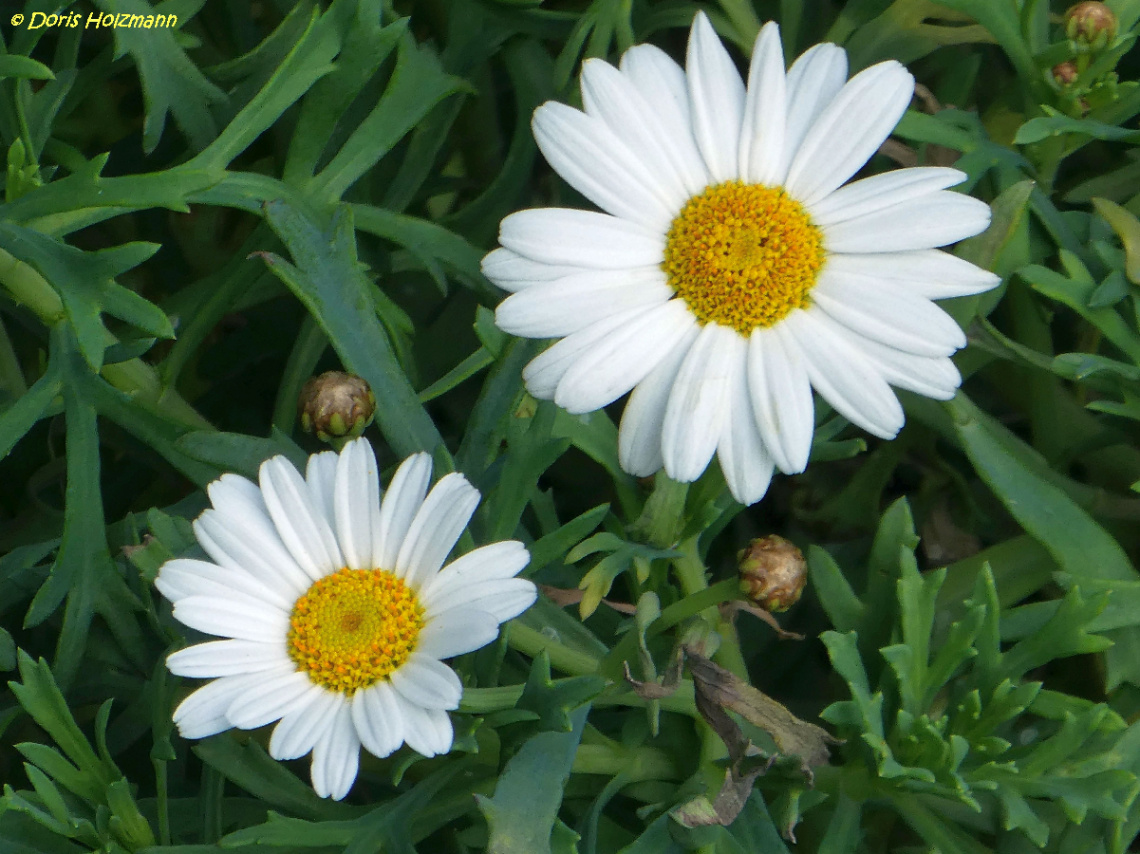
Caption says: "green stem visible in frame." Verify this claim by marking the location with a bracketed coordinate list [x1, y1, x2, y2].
[572, 743, 679, 782]
[153, 758, 171, 846]
[0, 313, 27, 396]
[0, 247, 213, 431]
[673, 537, 749, 680]
[461, 678, 699, 718]
[508, 623, 602, 676]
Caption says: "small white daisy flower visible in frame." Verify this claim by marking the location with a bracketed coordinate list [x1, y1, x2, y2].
[157, 439, 536, 800]
[484, 13, 1000, 505]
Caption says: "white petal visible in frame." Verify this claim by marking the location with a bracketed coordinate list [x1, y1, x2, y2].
[781, 43, 848, 175]
[481, 248, 587, 293]
[193, 509, 311, 598]
[494, 267, 672, 339]
[618, 45, 711, 195]
[419, 541, 531, 602]
[305, 451, 339, 534]
[832, 327, 962, 400]
[823, 191, 992, 253]
[227, 669, 314, 730]
[532, 102, 679, 230]
[827, 249, 1001, 300]
[205, 474, 263, 516]
[580, 58, 694, 209]
[424, 577, 538, 624]
[269, 687, 340, 760]
[395, 694, 453, 757]
[259, 456, 343, 580]
[309, 699, 360, 800]
[686, 12, 746, 182]
[173, 674, 269, 739]
[351, 681, 405, 759]
[334, 438, 382, 570]
[785, 61, 914, 206]
[173, 595, 290, 643]
[156, 557, 293, 612]
[375, 452, 432, 571]
[390, 653, 463, 711]
[395, 473, 480, 589]
[521, 306, 659, 401]
[716, 356, 775, 505]
[661, 323, 741, 482]
[746, 325, 815, 474]
[781, 309, 904, 439]
[167, 639, 290, 678]
[555, 300, 699, 414]
[617, 324, 700, 477]
[808, 167, 966, 225]
[416, 609, 500, 659]
[739, 22, 786, 185]
[811, 267, 966, 356]
[499, 208, 665, 269]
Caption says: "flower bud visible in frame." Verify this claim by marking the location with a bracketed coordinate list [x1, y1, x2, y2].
[737, 535, 807, 613]
[298, 371, 376, 443]
[1064, 2, 1117, 47]
[1052, 61, 1079, 86]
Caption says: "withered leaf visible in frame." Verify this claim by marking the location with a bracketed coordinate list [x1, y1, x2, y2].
[685, 647, 841, 775]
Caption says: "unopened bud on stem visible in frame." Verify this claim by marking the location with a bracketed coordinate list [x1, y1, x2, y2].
[737, 535, 807, 613]
[298, 371, 376, 443]
[1064, 2, 1117, 47]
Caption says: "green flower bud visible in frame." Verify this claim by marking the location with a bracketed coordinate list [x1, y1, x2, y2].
[298, 372, 376, 443]
[737, 535, 807, 613]
[1064, 2, 1117, 48]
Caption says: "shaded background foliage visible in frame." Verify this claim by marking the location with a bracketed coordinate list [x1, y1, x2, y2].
[1, 0, 1140, 851]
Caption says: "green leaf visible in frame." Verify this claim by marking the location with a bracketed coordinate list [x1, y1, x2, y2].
[0, 224, 170, 370]
[313, 27, 468, 201]
[174, 430, 305, 480]
[517, 651, 605, 732]
[193, 737, 353, 822]
[1014, 114, 1140, 145]
[806, 546, 864, 632]
[1093, 197, 1140, 284]
[191, 5, 339, 170]
[8, 652, 120, 790]
[353, 204, 490, 294]
[477, 704, 591, 854]
[0, 56, 54, 81]
[0, 362, 61, 459]
[946, 394, 1137, 583]
[91, 0, 225, 152]
[259, 201, 442, 457]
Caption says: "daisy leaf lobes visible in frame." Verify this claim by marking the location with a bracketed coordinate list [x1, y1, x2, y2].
[157, 438, 537, 800]
[485, 13, 999, 505]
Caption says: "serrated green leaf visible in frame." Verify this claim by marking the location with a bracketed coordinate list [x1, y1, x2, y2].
[517, 651, 605, 732]
[259, 201, 441, 456]
[92, 0, 225, 152]
[477, 704, 590, 854]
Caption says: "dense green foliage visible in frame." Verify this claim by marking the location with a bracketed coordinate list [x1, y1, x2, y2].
[2, 0, 1140, 851]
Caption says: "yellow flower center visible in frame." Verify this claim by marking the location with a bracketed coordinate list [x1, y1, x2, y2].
[287, 567, 423, 694]
[663, 182, 825, 333]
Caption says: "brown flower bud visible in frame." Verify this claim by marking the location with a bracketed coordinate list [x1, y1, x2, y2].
[1064, 2, 1117, 46]
[1052, 61, 1079, 86]
[298, 371, 376, 442]
[737, 535, 807, 613]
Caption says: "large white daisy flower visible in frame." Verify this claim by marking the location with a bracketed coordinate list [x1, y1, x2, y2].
[484, 13, 1000, 505]
[157, 439, 536, 800]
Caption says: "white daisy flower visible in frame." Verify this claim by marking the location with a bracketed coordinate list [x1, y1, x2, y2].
[484, 13, 1000, 505]
[157, 439, 536, 800]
